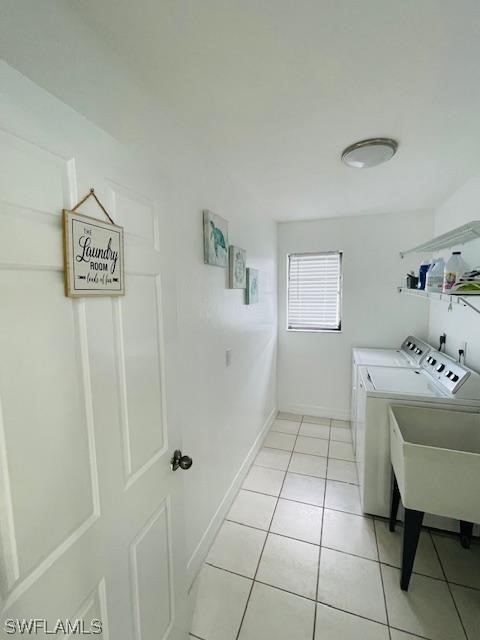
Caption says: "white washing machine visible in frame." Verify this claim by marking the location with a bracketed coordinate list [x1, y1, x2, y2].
[353, 335, 431, 369]
[355, 350, 480, 530]
[351, 336, 432, 452]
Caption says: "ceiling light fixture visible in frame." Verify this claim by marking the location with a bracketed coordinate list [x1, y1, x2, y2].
[341, 138, 398, 168]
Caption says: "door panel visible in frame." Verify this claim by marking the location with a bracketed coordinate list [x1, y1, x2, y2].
[0, 68, 187, 639]
[119, 276, 165, 477]
[109, 182, 157, 243]
[130, 500, 173, 640]
[0, 130, 67, 213]
[0, 272, 97, 579]
[67, 580, 110, 640]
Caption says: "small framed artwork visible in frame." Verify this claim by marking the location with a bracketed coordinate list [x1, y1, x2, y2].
[63, 209, 125, 297]
[203, 209, 228, 267]
[229, 245, 247, 288]
[246, 268, 259, 304]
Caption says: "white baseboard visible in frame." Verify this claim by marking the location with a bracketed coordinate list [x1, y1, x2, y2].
[186, 406, 277, 588]
[281, 403, 351, 422]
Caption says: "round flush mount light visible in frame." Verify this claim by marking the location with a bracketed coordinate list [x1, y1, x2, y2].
[341, 138, 398, 168]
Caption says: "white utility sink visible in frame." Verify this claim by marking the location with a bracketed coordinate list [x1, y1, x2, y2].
[389, 405, 480, 523]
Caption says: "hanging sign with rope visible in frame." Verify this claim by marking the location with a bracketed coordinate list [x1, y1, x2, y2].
[63, 188, 125, 297]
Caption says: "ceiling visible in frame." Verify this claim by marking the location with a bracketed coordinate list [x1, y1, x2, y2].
[71, 0, 480, 221]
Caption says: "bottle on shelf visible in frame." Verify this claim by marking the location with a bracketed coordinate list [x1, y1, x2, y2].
[426, 257, 445, 293]
[417, 259, 431, 290]
[405, 271, 419, 289]
[443, 251, 469, 293]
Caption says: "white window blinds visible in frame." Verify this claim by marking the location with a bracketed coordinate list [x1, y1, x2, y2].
[287, 252, 342, 331]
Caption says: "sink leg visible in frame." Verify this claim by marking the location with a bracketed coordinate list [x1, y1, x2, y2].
[389, 471, 400, 532]
[460, 521, 474, 549]
[401, 508, 424, 591]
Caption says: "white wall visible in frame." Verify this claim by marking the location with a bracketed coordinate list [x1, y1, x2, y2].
[277, 211, 433, 419]
[0, 0, 277, 585]
[428, 175, 480, 371]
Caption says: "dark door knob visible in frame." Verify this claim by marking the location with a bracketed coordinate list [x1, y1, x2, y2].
[171, 450, 193, 471]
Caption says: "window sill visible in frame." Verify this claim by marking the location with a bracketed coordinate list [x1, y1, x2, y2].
[286, 328, 342, 333]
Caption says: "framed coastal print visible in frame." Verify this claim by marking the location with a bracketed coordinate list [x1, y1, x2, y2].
[229, 245, 247, 288]
[246, 268, 259, 304]
[203, 209, 228, 267]
[63, 209, 125, 297]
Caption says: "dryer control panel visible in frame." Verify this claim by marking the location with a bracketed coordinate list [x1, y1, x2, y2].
[400, 336, 431, 365]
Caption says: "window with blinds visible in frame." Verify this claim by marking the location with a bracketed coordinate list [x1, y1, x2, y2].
[287, 251, 342, 331]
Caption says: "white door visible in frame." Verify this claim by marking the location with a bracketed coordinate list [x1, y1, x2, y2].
[0, 65, 189, 639]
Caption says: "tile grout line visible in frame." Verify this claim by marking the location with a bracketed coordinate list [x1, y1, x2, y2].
[221, 521, 320, 548]
[388, 627, 433, 640]
[244, 470, 359, 488]
[210, 520, 452, 583]
[312, 417, 332, 640]
[228, 500, 364, 526]
[272, 430, 351, 443]
[241, 485, 359, 507]
[244, 416, 370, 640]
[447, 579, 480, 593]
[263, 448, 355, 463]
[204, 534, 475, 640]
[373, 518, 392, 639]
[429, 530, 469, 640]
[202, 559, 434, 638]
[234, 414, 304, 639]
[263, 441, 354, 456]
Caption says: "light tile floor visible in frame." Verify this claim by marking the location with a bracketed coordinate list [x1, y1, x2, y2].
[191, 413, 480, 640]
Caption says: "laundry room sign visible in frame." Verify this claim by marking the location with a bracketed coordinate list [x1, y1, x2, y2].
[63, 189, 125, 297]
